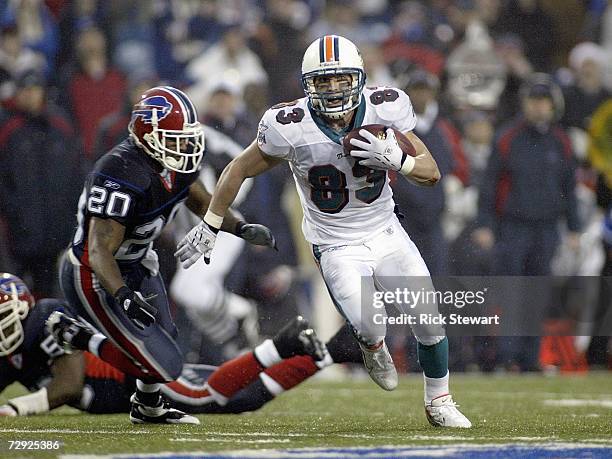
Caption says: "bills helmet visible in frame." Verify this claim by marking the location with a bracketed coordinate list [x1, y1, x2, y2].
[302, 35, 365, 119]
[0, 273, 35, 356]
[128, 86, 205, 173]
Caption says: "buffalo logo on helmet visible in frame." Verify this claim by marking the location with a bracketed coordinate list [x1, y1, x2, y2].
[131, 96, 173, 125]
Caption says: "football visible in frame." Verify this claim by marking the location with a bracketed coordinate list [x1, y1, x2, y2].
[342, 124, 417, 158]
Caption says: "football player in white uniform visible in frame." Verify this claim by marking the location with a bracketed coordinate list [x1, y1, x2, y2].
[176, 35, 471, 428]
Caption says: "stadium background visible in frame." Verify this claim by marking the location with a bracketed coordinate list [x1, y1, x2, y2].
[0, 0, 611, 376]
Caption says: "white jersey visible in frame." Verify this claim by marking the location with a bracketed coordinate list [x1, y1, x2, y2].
[257, 86, 416, 246]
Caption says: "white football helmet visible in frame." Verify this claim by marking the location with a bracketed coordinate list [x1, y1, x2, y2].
[0, 273, 34, 356]
[302, 35, 365, 119]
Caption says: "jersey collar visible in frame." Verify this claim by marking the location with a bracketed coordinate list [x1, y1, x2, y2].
[307, 96, 366, 145]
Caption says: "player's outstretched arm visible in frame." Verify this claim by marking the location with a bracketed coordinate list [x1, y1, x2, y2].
[88, 217, 128, 295]
[89, 218, 157, 329]
[175, 140, 283, 267]
[0, 353, 85, 416]
[402, 131, 441, 186]
[209, 140, 284, 219]
[184, 180, 244, 235]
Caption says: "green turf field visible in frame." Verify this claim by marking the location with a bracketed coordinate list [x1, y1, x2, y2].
[0, 372, 611, 458]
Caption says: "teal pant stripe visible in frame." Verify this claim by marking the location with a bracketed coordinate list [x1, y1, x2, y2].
[311, 244, 366, 344]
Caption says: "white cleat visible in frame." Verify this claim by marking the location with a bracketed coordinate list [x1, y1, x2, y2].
[359, 341, 398, 391]
[425, 394, 472, 428]
[130, 394, 200, 425]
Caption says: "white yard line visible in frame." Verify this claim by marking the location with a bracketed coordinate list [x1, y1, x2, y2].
[5, 428, 612, 445]
[0, 428, 152, 435]
[543, 399, 612, 408]
[169, 438, 291, 444]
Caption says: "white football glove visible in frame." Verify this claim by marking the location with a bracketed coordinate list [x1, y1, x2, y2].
[349, 128, 406, 171]
[175, 221, 218, 268]
[0, 404, 17, 416]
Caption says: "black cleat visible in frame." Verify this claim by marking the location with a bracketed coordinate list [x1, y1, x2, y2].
[272, 315, 327, 361]
[46, 311, 93, 353]
[129, 393, 200, 425]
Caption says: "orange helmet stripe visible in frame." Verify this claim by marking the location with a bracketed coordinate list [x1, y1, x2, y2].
[325, 35, 333, 62]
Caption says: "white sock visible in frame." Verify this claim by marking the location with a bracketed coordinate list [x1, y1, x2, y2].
[87, 334, 106, 357]
[253, 339, 282, 368]
[259, 373, 285, 396]
[424, 370, 449, 405]
[315, 351, 334, 369]
[136, 380, 161, 393]
[205, 383, 229, 406]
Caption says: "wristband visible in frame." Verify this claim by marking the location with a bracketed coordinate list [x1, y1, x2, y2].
[114, 286, 131, 301]
[399, 155, 416, 176]
[235, 221, 246, 235]
[203, 210, 224, 230]
[8, 388, 49, 415]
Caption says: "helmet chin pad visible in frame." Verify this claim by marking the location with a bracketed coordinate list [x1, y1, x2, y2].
[163, 155, 183, 170]
[139, 125, 205, 173]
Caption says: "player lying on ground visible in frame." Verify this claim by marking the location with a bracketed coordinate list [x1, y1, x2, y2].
[0, 273, 358, 417]
[176, 35, 470, 427]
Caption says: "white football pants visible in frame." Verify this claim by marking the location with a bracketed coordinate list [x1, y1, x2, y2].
[313, 216, 445, 346]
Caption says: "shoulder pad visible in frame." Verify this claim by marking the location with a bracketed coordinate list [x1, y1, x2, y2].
[93, 149, 151, 194]
[365, 87, 417, 132]
[257, 101, 307, 160]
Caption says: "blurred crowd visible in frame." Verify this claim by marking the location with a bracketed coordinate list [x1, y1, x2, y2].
[0, 0, 611, 373]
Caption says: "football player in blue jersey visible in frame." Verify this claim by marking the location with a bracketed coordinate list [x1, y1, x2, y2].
[0, 273, 85, 416]
[58, 86, 277, 424]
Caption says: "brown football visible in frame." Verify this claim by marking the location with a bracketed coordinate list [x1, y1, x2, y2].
[342, 124, 417, 158]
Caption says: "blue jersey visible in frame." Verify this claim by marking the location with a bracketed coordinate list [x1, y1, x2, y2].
[71, 138, 200, 268]
[0, 299, 67, 393]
